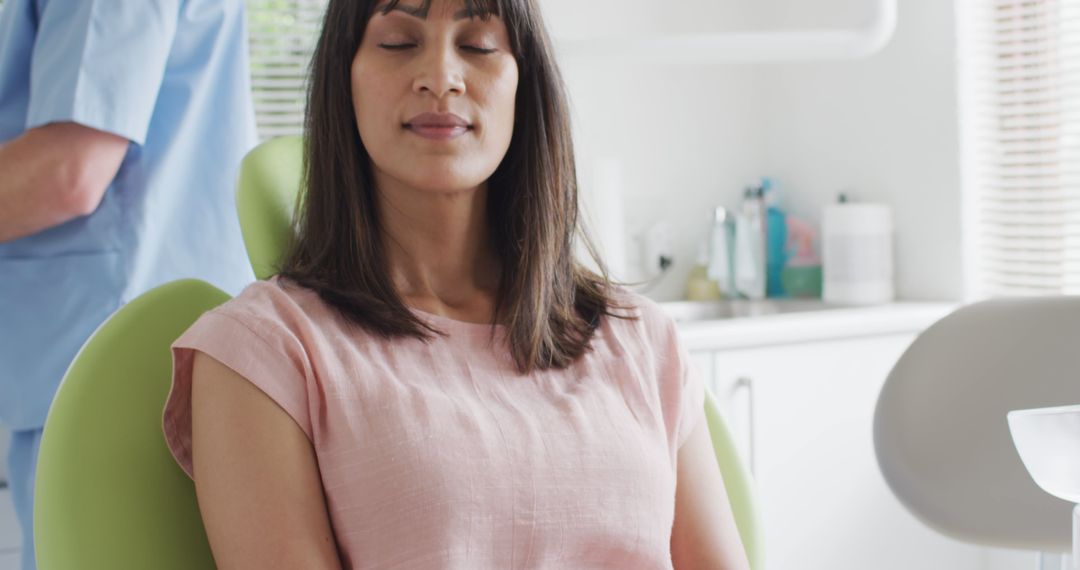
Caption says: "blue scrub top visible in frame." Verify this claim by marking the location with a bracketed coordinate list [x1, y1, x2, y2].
[0, 0, 259, 430]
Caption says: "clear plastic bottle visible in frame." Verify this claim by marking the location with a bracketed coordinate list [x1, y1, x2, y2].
[707, 206, 736, 298]
[734, 185, 767, 300]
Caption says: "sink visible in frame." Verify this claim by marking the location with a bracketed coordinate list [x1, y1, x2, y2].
[660, 298, 856, 323]
[1007, 405, 1080, 565]
[1008, 405, 1080, 504]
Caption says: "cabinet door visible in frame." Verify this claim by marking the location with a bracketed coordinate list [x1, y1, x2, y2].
[711, 334, 992, 570]
[690, 350, 755, 475]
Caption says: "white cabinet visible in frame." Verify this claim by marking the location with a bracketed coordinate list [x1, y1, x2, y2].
[692, 333, 1004, 570]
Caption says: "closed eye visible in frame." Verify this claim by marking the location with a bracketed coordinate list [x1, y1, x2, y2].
[378, 43, 497, 55]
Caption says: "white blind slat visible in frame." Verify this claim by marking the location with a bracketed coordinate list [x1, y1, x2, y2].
[247, 0, 328, 139]
[962, 0, 1080, 297]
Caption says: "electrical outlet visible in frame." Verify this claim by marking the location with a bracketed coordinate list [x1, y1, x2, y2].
[637, 221, 673, 280]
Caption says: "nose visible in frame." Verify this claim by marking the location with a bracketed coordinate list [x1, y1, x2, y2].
[412, 41, 466, 100]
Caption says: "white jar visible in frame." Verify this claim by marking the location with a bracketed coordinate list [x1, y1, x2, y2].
[822, 202, 894, 305]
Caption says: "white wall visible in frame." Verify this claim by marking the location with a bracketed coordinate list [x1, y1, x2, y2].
[550, 0, 965, 302]
[548, 0, 767, 301]
[759, 0, 964, 302]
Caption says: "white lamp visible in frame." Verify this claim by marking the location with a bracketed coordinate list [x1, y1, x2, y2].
[1009, 405, 1080, 570]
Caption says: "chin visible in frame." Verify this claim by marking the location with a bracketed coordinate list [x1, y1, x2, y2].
[402, 165, 495, 194]
[420, 181, 487, 195]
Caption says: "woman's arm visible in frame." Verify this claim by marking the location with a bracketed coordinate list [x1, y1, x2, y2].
[190, 351, 344, 570]
[671, 417, 752, 570]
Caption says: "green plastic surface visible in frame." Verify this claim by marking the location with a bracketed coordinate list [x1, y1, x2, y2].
[35, 280, 230, 569]
[236, 135, 304, 280]
[705, 389, 765, 569]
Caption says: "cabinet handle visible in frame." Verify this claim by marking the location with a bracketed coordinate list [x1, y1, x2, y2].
[730, 376, 757, 476]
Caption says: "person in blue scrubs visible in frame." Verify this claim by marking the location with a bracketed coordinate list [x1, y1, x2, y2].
[0, 1, 259, 568]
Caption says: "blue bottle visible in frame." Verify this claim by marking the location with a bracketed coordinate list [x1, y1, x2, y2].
[762, 178, 789, 298]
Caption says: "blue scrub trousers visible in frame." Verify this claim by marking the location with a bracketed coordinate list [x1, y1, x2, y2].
[8, 428, 41, 570]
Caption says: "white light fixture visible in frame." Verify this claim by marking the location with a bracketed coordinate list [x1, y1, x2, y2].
[556, 0, 897, 65]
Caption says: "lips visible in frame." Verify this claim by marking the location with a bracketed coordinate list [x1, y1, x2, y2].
[404, 112, 473, 141]
[405, 112, 471, 129]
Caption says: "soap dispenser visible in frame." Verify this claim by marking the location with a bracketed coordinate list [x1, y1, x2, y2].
[686, 242, 722, 301]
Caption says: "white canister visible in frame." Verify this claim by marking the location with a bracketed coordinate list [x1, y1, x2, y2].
[822, 202, 894, 305]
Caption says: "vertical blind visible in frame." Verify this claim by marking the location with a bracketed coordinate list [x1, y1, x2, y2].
[246, 0, 328, 139]
[960, 0, 1080, 297]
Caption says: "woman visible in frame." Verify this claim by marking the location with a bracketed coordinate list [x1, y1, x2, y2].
[162, 0, 750, 568]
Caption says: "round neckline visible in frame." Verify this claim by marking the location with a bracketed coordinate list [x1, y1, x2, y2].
[407, 306, 506, 334]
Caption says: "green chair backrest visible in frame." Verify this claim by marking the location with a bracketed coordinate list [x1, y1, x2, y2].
[236, 135, 304, 280]
[35, 280, 229, 569]
[705, 392, 764, 569]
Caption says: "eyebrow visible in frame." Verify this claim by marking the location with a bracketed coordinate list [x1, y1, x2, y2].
[372, 2, 482, 21]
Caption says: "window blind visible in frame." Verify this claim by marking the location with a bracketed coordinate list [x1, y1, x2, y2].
[246, 0, 327, 139]
[959, 0, 1080, 297]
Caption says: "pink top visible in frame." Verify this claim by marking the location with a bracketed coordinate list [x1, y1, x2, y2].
[163, 276, 705, 569]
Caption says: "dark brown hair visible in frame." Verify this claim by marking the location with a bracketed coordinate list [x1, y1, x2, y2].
[279, 0, 631, 373]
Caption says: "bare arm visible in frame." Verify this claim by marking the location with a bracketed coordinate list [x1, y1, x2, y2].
[671, 418, 752, 570]
[190, 351, 344, 570]
[0, 122, 128, 243]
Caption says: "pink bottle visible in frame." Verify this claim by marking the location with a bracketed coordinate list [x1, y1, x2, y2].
[781, 216, 823, 298]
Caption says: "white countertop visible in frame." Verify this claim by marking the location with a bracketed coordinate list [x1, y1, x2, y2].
[663, 300, 959, 352]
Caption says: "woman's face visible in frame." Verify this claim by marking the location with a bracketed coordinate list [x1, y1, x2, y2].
[352, 0, 519, 195]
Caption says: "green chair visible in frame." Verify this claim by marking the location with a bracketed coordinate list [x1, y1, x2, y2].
[705, 391, 764, 568]
[33, 135, 763, 569]
[34, 279, 227, 569]
[236, 135, 303, 281]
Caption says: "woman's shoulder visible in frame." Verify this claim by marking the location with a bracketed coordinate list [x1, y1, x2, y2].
[208, 274, 331, 332]
[603, 283, 678, 339]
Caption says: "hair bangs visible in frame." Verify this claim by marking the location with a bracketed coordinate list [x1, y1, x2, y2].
[376, 0, 502, 20]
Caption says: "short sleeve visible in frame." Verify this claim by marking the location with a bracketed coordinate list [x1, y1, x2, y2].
[162, 309, 314, 479]
[657, 314, 707, 452]
[26, 0, 180, 144]
[675, 335, 707, 449]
